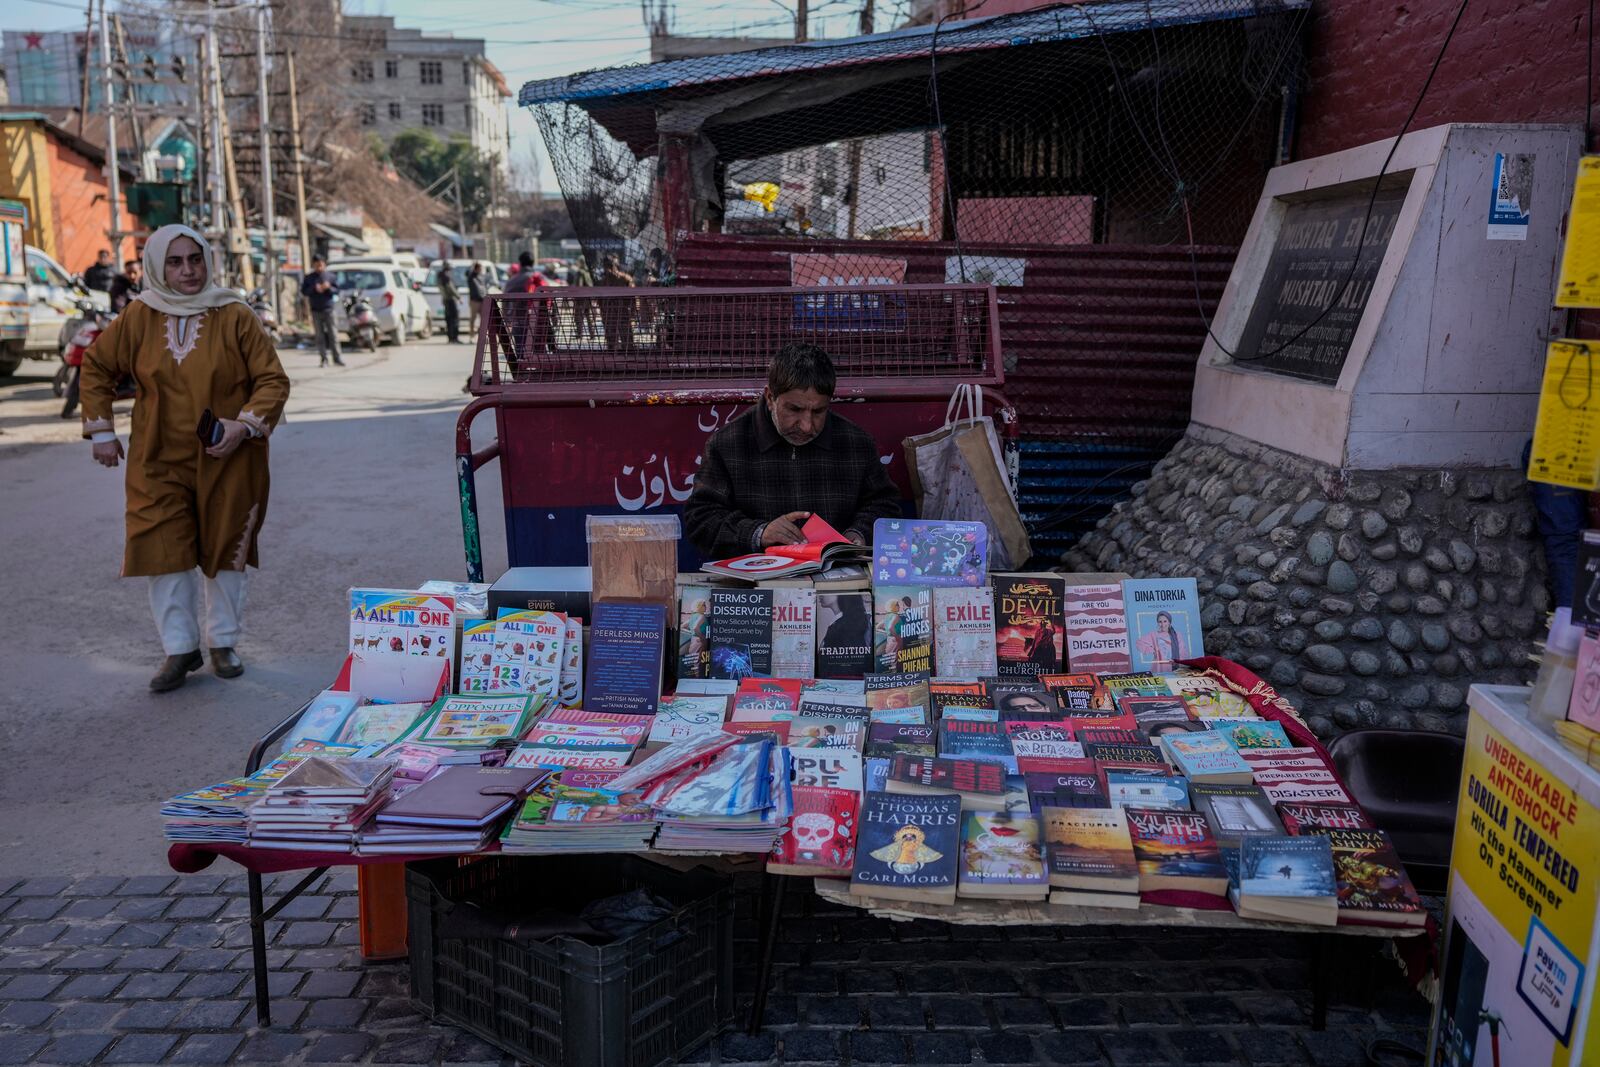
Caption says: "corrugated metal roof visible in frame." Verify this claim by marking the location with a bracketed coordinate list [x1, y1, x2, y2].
[519, 0, 1309, 107]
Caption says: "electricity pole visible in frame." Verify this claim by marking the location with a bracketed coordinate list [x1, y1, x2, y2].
[98, 0, 124, 270]
[255, 1, 277, 310]
[286, 52, 311, 292]
[796, 0, 808, 42]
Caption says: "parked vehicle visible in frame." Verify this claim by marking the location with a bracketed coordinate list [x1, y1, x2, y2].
[0, 242, 109, 377]
[0, 201, 27, 377]
[343, 292, 380, 352]
[57, 298, 119, 418]
[421, 259, 503, 323]
[247, 287, 280, 344]
[326, 259, 432, 345]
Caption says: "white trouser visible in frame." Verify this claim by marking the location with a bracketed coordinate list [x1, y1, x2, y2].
[148, 569, 248, 655]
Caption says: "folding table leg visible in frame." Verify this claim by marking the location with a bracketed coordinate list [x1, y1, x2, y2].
[247, 872, 272, 1027]
[746, 873, 788, 1036]
[1310, 935, 1329, 1031]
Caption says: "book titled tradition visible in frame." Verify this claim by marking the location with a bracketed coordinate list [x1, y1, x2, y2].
[1063, 583, 1132, 674]
[932, 587, 998, 677]
[1124, 807, 1228, 896]
[710, 588, 773, 679]
[873, 586, 933, 674]
[816, 592, 875, 678]
[849, 791, 962, 905]
[771, 586, 818, 679]
[1122, 578, 1205, 673]
[584, 601, 667, 716]
[994, 574, 1066, 678]
[1041, 805, 1139, 897]
[957, 811, 1048, 900]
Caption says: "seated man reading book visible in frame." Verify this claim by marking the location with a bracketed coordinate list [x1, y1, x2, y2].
[684, 343, 903, 559]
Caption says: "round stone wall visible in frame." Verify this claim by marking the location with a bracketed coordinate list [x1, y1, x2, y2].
[1060, 429, 1549, 739]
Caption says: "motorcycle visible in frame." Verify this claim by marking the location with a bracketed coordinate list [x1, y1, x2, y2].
[344, 292, 379, 352]
[248, 286, 279, 344]
[57, 300, 126, 418]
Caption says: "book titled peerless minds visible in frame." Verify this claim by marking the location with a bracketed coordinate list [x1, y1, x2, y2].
[583, 601, 667, 716]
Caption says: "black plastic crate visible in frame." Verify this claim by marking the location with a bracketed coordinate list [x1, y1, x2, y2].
[407, 855, 735, 1067]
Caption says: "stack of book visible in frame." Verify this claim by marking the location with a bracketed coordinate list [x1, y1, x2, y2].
[499, 772, 657, 854]
[162, 779, 270, 843]
[246, 758, 396, 852]
[359, 764, 548, 854]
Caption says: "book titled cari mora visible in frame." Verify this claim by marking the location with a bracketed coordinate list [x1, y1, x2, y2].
[958, 811, 1048, 900]
[1040, 805, 1139, 894]
[1307, 827, 1427, 926]
[817, 592, 875, 678]
[994, 573, 1066, 678]
[932, 586, 999, 677]
[873, 585, 933, 674]
[584, 601, 668, 716]
[1121, 578, 1205, 674]
[710, 588, 774, 679]
[1124, 807, 1229, 896]
[850, 791, 963, 904]
[1063, 583, 1133, 674]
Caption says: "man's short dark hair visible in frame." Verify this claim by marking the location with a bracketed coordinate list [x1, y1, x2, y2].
[518, 251, 535, 268]
[769, 343, 836, 397]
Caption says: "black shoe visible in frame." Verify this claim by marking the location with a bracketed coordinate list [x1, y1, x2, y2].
[333, 359, 346, 366]
[150, 650, 204, 692]
[210, 647, 244, 679]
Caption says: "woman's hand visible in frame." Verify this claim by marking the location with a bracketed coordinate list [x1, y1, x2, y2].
[206, 418, 250, 459]
[91, 439, 124, 467]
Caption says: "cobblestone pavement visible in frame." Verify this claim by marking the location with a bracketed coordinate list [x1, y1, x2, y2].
[0, 871, 1433, 1066]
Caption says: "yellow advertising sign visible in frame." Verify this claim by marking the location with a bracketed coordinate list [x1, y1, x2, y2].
[1440, 713, 1600, 1065]
[1556, 155, 1600, 308]
[1528, 340, 1600, 490]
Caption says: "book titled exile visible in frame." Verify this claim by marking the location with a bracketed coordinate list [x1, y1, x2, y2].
[710, 588, 773, 679]
[849, 791, 962, 905]
[771, 585, 817, 679]
[816, 592, 875, 678]
[994, 573, 1066, 678]
[583, 601, 668, 715]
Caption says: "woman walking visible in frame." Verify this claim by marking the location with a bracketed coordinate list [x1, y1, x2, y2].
[82, 225, 290, 692]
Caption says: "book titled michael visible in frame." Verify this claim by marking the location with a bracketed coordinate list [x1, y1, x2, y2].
[849, 791, 962, 905]
[771, 586, 818, 679]
[873, 586, 933, 674]
[1063, 583, 1132, 674]
[994, 573, 1066, 678]
[937, 718, 1017, 772]
[816, 592, 875, 678]
[584, 601, 667, 716]
[932, 587, 999, 677]
[1122, 578, 1204, 673]
[1041, 805, 1139, 904]
[1124, 807, 1229, 896]
[957, 811, 1048, 900]
[710, 589, 773, 679]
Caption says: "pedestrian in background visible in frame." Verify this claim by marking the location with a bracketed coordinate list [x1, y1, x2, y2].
[572, 254, 596, 337]
[437, 262, 462, 344]
[109, 259, 143, 312]
[300, 256, 343, 367]
[83, 250, 116, 293]
[81, 224, 290, 692]
[598, 253, 635, 353]
[467, 262, 487, 337]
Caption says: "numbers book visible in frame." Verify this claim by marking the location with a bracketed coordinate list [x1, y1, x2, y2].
[710, 589, 773, 678]
[849, 791, 962, 905]
[928, 584, 998, 678]
[957, 810, 1048, 900]
[1124, 807, 1228, 896]
[1210, 718, 1294, 751]
[1062, 583, 1132, 674]
[584, 601, 667, 715]
[789, 748, 864, 791]
[1190, 783, 1284, 847]
[993, 573, 1066, 678]
[1236, 835, 1338, 926]
[701, 513, 870, 581]
[1040, 805, 1139, 898]
[1105, 770, 1189, 810]
[648, 695, 729, 745]
[1302, 827, 1426, 926]
[506, 743, 635, 771]
[1275, 802, 1373, 835]
[873, 586, 933, 674]
[769, 786, 859, 877]
[677, 584, 714, 680]
[559, 617, 584, 707]
[1160, 732, 1254, 785]
[1121, 578, 1204, 673]
[871, 518, 988, 587]
[937, 718, 1017, 773]
[459, 618, 497, 693]
[490, 609, 567, 696]
[772, 586, 818, 679]
[816, 591, 875, 678]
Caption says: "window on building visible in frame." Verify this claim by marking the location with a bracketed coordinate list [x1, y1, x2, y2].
[420, 60, 442, 85]
[388, 102, 402, 121]
[464, 104, 472, 128]
[359, 103, 376, 126]
[385, 59, 399, 78]
[352, 59, 374, 82]
[463, 61, 471, 86]
[422, 103, 444, 126]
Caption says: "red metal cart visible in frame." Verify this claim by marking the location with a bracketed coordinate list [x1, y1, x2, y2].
[455, 283, 1018, 580]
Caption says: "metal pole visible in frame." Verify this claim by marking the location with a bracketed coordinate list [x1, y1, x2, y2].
[286, 52, 312, 315]
[206, 4, 226, 250]
[78, 0, 94, 138]
[255, 1, 277, 314]
[796, 0, 808, 42]
[98, 0, 124, 271]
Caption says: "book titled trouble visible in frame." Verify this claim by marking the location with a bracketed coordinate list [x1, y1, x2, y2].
[710, 588, 774, 679]
[584, 601, 667, 716]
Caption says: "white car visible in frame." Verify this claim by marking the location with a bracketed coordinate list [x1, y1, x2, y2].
[22, 245, 108, 360]
[420, 260, 503, 323]
[325, 260, 432, 345]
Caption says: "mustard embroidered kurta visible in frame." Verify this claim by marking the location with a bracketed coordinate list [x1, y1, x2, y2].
[81, 302, 290, 578]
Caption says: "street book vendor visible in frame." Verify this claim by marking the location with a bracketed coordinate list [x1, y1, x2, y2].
[82, 225, 290, 693]
[684, 342, 902, 559]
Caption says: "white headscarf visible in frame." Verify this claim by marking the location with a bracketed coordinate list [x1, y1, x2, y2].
[134, 224, 249, 317]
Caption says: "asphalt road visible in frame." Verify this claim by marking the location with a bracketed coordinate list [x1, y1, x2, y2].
[0, 335, 505, 876]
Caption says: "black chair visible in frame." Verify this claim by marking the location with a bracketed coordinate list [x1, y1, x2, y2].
[1326, 728, 1465, 896]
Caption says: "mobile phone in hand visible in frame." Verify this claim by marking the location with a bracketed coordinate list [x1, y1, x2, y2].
[196, 408, 223, 446]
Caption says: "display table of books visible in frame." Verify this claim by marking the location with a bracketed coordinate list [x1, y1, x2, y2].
[158, 555, 1432, 1045]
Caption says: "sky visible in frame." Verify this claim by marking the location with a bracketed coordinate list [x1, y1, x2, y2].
[3, 0, 903, 191]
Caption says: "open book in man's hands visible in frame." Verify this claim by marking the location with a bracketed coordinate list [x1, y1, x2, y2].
[700, 514, 872, 581]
